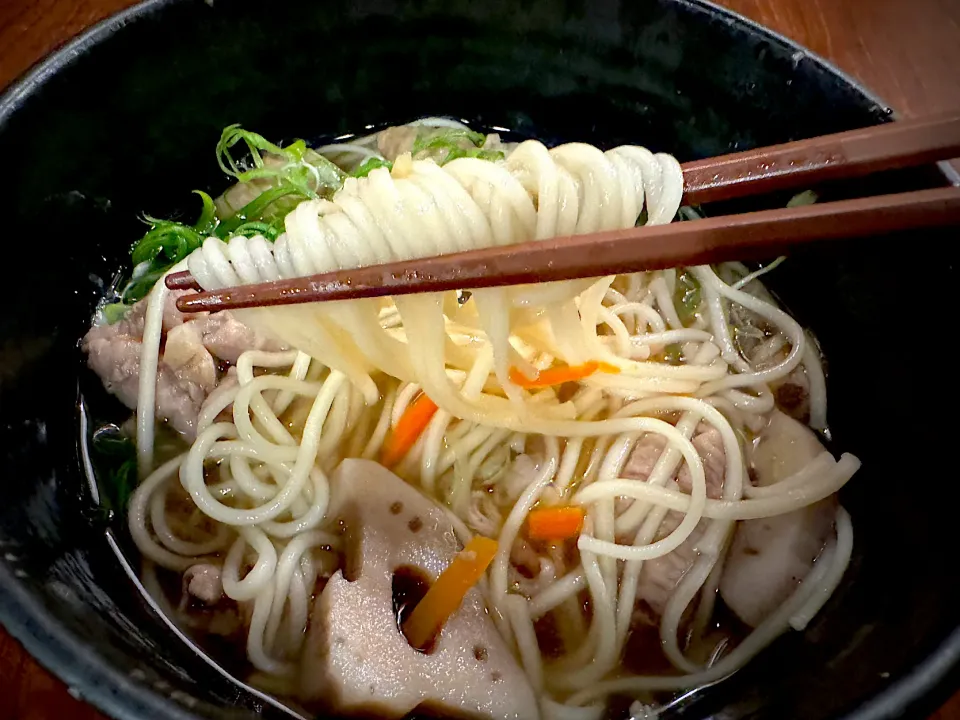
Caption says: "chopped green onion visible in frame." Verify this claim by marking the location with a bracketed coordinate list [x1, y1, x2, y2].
[663, 343, 684, 365]
[113, 124, 353, 302]
[410, 127, 496, 165]
[216, 184, 310, 236]
[412, 128, 486, 156]
[302, 149, 348, 190]
[786, 189, 819, 207]
[193, 190, 219, 236]
[675, 271, 702, 326]
[91, 426, 137, 514]
[131, 220, 202, 266]
[352, 157, 393, 178]
[102, 302, 129, 324]
[229, 221, 283, 240]
[217, 124, 295, 179]
[443, 147, 505, 163]
[123, 191, 218, 302]
[122, 267, 166, 304]
[216, 125, 344, 198]
[731, 256, 787, 291]
[474, 149, 505, 162]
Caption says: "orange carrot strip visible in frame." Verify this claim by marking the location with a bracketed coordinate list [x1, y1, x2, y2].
[402, 536, 499, 650]
[380, 393, 439, 467]
[595, 361, 621, 375]
[509, 360, 620, 389]
[510, 361, 598, 388]
[527, 506, 586, 540]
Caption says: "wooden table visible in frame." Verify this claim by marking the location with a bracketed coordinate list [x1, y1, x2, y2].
[1, 0, 959, 718]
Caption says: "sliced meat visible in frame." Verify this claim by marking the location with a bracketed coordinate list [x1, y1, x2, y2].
[91, 290, 271, 366]
[198, 367, 239, 424]
[719, 411, 836, 627]
[621, 424, 725, 620]
[112, 298, 147, 338]
[83, 334, 144, 410]
[190, 311, 283, 365]
[83, 332, 209, 440]
[499, 453, 543, 504]
[84, 288, 284, 440]
[87, 290, 197, 345]
[182, 564, 223, 606]
[174, 564, 242, 644]
[622, 423, 726, 500]
[620, 433, 663, 487]
[163, 323, 218, 392]
[163, 289, 198, 331]
[634, 510, 703, 619]
[300, 459, 538, 720]
[377, 126, 418, 162]
[682, 426, 725, 497]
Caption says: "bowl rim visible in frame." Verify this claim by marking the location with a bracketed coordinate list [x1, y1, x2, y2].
[1, 1, 958, 718]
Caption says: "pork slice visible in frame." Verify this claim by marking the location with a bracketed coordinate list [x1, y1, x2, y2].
[163, 323, 218, 392]
[83, 287, 278, 440]
[163, 289, 199, 331]
[182, 564, 223, 606]
[152, 365, 207, 439]
[85, 289, 198, 351]
[678, 425, 725, 497]
[191, 311, 283, 365]
[83, 333, 208, 440]
[116, 298, 148, 338]
[621, 425, 724, 619]
[300, 459, 538, 720]
[85, 303, 145, 348]
[621, 434, 663, 484]
[719, 411, 836, 627]
[377, 126, 418, 162]
[83, 334, 143, 410]
[198, 367, 239, 425]
[634, 510, 703, 619]
[622, 424, 725, 500]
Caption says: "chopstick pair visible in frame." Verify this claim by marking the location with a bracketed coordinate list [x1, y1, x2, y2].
[168, 113, 960, 313]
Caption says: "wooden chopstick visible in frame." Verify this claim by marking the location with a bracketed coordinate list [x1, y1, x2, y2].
[174, 186, 960, 313]
[681, 112, 960, 204]
[166, 113, 960, 300]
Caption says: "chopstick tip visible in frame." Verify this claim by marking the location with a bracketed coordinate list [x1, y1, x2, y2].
[166, 271, 202, 291]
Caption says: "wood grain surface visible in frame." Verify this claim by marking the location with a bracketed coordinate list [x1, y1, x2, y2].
[1, 0, 959, 719]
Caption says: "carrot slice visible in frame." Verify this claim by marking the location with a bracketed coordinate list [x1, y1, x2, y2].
[595, 361, 621, 375]
[381, 393, 439, 467]
[508, 360, 620, 389]
[527, 506, 586, 540]
[402, 536, 499, 650]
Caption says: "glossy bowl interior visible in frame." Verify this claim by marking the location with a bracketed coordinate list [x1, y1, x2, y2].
[1, 1, 958, 719]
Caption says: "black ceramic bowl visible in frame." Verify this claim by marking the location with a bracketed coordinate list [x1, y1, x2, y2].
[1, 1, 958, 719]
